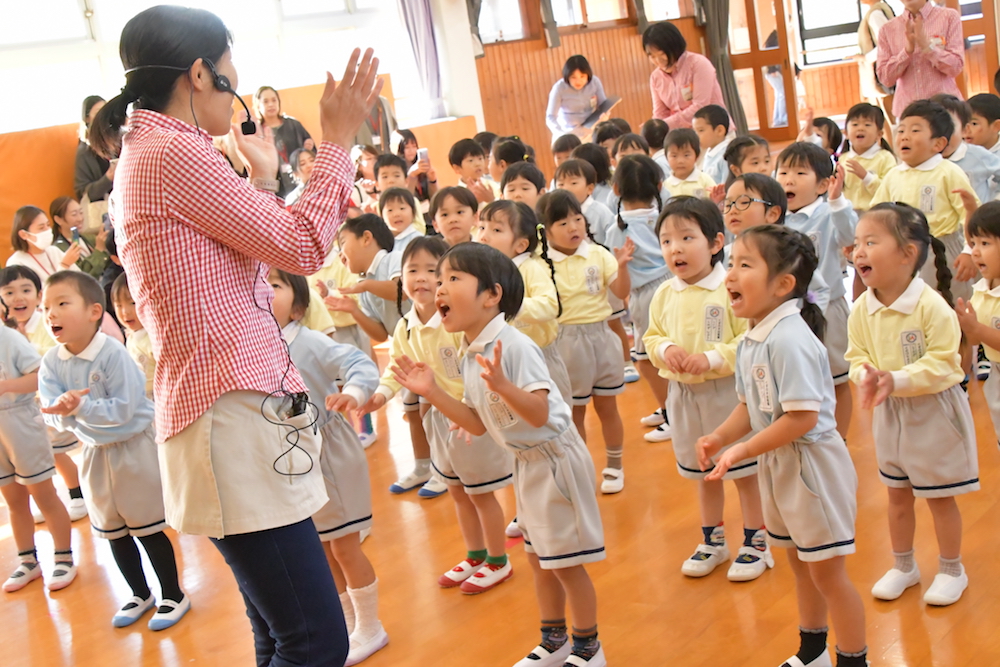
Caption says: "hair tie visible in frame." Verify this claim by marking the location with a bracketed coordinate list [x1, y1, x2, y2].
[523, 153, 530, 161]
[120, 85, 140, 104]
[536, 222, 544, 231]
[805, 290, 817, 304]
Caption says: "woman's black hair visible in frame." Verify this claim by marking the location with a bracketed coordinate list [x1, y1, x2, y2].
[571, 143, 612, 184]
[723, 135, 770, 188]
[536, 188, 601, 247]
[738, 225, 826, 341]
[397, 236, 449, 319]
[776, 142, 834, 180]
[812, 117, 842, 155]
[968, 200, 1000, 239]
[289, 148, 315, 174]
[439, 244, 525, 322]
[562, 55, 594, 85]
[430, 186, 479, 221]
[395, 129, 419, 165]
[612, 133, 650, 157]
[736, 173, 787, 224]
[268, 268, 311, 318]
[481, 200, 563, 317]
[89, 5, 232, 159]
[642, 21, 687, 65]
[656, 196, 726, 266]
[492, 136, 533, 167]
[843, 102, 892, 153]
[593, 121, 625, 147]
[253, 86, 283, 122]
[500, 162, 546, 193]
[340, 214, 395, 252]
[613, 154, 663, 231]
[552, 133, 583, 154]
[379, 187, 419, 219]
[640, 119, 670, 152]
[865, 203, 953, 307]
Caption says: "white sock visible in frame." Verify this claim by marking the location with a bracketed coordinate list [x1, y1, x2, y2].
[339, 590, 355, 636]
[348, 579, 382, 643]
[414, 458, 430, 474]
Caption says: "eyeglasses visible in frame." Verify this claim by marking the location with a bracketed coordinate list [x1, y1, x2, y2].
[723, 195, 772, 213]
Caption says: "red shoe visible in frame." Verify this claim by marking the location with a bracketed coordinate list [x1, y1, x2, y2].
[459, 561, 513, 594]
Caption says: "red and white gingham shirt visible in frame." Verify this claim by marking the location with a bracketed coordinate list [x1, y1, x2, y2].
[111, 110, 354, 440]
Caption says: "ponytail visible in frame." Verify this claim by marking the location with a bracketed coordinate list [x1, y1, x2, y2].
[929, 236, 954, 308]
[800, 297, 827, 344]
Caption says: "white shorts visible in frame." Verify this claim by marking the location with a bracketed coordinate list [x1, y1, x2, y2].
[629, 276, 668, 360]
[542, 343, 573, 407]
[556, 322, 625, 405]
[401, 388, 420, 413]
[667, 377, 757, 481]
[331, 324, 373, 358]
[0, 402, 57, 487]
[825, 296, 850, 386]
[872, 386, 979, 498]
[47, 424, 79, 453]
[514, 426, 606, 570]
[758, 432, 858, 562]
[82, 426, 167, 540]
[607, 292, 626, 321]
[983, 361, 1000, 446]
[423, 407, 513, 494]
[313, 416, 373, 540]
[920, 229, 973, 303]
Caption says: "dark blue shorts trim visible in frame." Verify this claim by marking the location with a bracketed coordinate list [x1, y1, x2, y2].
[537, 546, 606, 562]
[317, 515, 373, 536]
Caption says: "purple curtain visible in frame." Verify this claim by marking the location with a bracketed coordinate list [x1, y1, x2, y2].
[397, 0, 447, 118]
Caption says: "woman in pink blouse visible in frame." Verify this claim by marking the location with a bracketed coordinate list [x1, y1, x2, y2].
[88, 6, 381, 665]
[643, 21, 728, 129]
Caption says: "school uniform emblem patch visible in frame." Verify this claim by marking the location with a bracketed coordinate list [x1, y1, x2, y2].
[584, 266, 601, 295]
[900, 330, 926, 365]
[752, 364, 773, 411]
[704, 306, 723, 343]
[485, 391, 518, 429]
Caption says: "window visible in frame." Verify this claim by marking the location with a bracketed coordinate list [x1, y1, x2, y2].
[551, 0, 628, 27]
[478, 0, 525, 44]
[798, 0, 905, 65]
[0, 0, 90, 47]
[644, 0, 695, 21]
[280, 0, 376, 18]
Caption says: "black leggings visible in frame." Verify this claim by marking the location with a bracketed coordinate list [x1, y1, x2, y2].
[108, 531, 182, 601]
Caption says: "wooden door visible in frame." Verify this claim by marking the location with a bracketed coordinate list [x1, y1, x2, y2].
[943, 0, 999, 96]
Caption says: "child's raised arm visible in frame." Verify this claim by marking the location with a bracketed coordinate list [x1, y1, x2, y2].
[325, 294, 390, 342]
[609, 238, 634, 299]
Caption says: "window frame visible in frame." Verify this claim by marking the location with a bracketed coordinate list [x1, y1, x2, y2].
[796, 0, 863, 66]
[0, 0, 93, 51]
[553, 0, 634, 33]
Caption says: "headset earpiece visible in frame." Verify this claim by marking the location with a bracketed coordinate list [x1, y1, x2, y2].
[202, 59, 256, 135]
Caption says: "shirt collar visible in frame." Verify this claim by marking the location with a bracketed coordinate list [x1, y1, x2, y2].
[746, 300, 801, 342]
[57, 332, 106, 361]
[867, 277, 925, 315]
[858, 143, 882, 159]
[788, 197, 823, 219]
[128, 109, 211, 142]
[581, 197, 595, 213]
[668, 169, 702, 185]
[25, 309, 42, 334]
[548, 239, 590, 262]
[362, 249, 388, 277]
[651, 149, 664, 160]
[404, 306, 442, 331]
[395, 225, 419, 242]
[281, 321, 302, 344]
[948, 141, 968, 162]
[973, 277, 1000, 297]
[463, 314, 507, 354]
[704, 140, 728, 161]
[899, 154, 943, 171]
[991, 139, 1000, 154]
[323, 246, 341, 268]
[669, 261, 726, 292]
[917, 0, 934, 19]
[511, 252, 530, 267]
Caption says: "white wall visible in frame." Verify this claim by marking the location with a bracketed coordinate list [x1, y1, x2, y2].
[428, 0, 486, 129]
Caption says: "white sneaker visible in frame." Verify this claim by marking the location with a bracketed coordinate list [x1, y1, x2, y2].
[359, 527, 371, 544]
[600, 468, 624, 494]
[923, 567, 968, 606]
[871, 566, 921, 601]
[3, 563, 41, 592]
[47, 561, 77, 591]
[67, 497, 88, 522]
[644, 423, 672, 442]
[564, 645, 607, 667]
[681, 543, 730, 577]
[640, 408, 666, 427]
[623, 365, 640, 384]
[460, 561, 513, 594]
[727, 545, 775, 582]
[112, 594, 156, 627]
[388, 468, 431, 494]
[345, 624, 389, 665]
[780, 651, 832, 667]
[148, 596, 191, 631]
[417, 477, 448, 498]
[30, 498, 44, 524]
[505, 517, 522, 538]
[358, 432, 377, 449]
[512, 641, 572, 667]
[437, 558, 483, 587]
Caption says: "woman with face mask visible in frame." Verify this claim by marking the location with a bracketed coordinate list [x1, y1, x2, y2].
[6, 206, 82, 278]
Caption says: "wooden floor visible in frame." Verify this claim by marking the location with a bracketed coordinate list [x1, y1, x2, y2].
[4, 365, 1000, 666]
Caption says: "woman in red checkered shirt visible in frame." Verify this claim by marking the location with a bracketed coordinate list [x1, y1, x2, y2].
[89, 6, 382, 665]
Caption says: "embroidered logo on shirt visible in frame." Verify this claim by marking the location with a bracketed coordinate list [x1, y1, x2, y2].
[693, 188, 706, 199]
[752, 364, 773, 412]
[900, 330, 926, 365]
[806, 231, 820, 250]
[919, 186, 936, 213]
[485, 391, 518, 429]
[440, 347, 461, 379]
[704, 305, 723, 343]
[584, 266, 601, 295]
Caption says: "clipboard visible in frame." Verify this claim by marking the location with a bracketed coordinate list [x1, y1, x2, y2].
[581, 97, 622, 129]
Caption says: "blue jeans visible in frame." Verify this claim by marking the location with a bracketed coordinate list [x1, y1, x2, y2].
[211, 518, 348, 667]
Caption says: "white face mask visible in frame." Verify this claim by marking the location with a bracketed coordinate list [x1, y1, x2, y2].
[28, 229, 54, 251]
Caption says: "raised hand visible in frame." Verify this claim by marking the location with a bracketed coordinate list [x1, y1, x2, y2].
[614, 237, 636, 266]
[320, 48, 385, 149]
[828, 162, 846, 201]
[40, 388, 90, 416]
[314, 279, 329, 298]
[844, 158, 867, 180]
[709, 183, 726, 205]
[390, 355, 438, 396]
[952, 188, 978, 216]
[953, 252, 977, 283]
[467, 179, 495, 204]
[325, 294, 359, 314]
[476, 340, 510, 393]
[954, 297, 980, 337]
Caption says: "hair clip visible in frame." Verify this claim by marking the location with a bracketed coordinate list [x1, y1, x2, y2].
[805, 290, 817, 304]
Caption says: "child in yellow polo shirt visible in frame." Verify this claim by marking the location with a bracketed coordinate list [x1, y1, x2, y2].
[841, 103, 897, 212]
[643, 196, 770, 583]
[846, 203, 977, 608]
[664, 128, 716, 199]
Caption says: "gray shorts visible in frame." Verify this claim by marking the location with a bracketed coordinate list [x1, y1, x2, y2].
[331, 324, 373, 358]
[556, 322, 625, 405]
[919, 229, 973, 303]
[542, 343, 573, 407]
[47, 424, 79, 453]
[873, 385, 979, 498]
[514, 426, 606, 570]
[825, 296, 850, 386]
[607, 292, 626, 321]
[667, 377, 756, 481]
[313, 416, 373, 541]
[759, 432, 858, 562]
[0, 402, 56, 487]
[401, 388, 420, 413]
[82, 426, 167, 540]
[629, 276, 668, 360]
[423, 407, 513, 494]
[983, 362, 1000, 446]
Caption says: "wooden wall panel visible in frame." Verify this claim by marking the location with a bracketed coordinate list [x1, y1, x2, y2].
[800, 62, 861, 119]
[475, 19, 705, 176]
